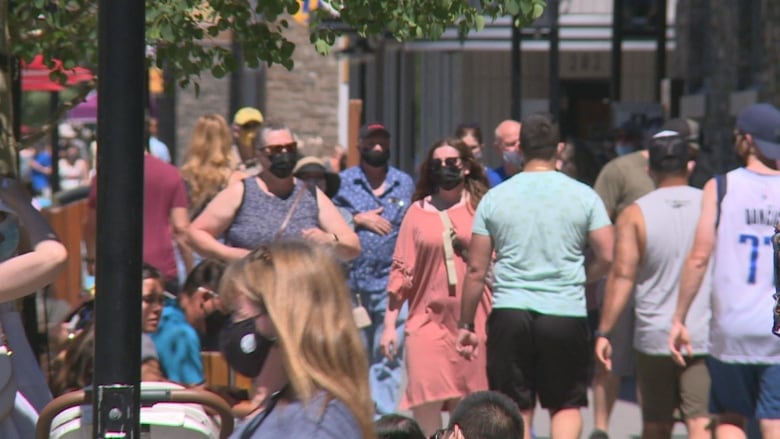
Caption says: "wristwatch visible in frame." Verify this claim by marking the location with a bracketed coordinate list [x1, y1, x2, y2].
[594, 329, 610, 340]
[457, 321, 475, 332]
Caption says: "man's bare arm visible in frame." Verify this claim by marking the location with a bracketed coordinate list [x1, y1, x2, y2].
[673, 179, 717, 324]
[598, 205, 642, 334]
[586, 225, 614, 283]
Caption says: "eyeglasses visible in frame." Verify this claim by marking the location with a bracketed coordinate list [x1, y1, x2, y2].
[430, 157, 462, 170]
[141, 294, 166, 305]
[259, 141, 298, 156]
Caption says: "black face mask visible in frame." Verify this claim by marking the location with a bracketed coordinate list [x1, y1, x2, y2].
[432, 166, 464, 190]
[219, 316, 275, 378]
[361, 148, 390, 168]
[269, 152, 297, 178]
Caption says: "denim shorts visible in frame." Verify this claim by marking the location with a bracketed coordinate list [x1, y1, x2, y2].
[706, 356, 780, 419]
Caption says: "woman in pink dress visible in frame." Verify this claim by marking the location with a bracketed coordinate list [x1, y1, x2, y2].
[380, 137, 492, 435]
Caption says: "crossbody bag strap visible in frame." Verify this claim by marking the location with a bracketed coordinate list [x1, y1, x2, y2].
[274, 183, 309, 241]
[438, 209, 458, 293]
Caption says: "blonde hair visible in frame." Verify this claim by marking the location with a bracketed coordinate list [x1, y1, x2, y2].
[219, 240, 374, 438]
[181, 114, 237, 214]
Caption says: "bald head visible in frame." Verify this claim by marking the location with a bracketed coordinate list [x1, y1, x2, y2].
[494, 120, 521, 153]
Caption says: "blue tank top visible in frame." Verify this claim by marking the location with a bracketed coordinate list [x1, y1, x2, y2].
[225, 177, 319, 250]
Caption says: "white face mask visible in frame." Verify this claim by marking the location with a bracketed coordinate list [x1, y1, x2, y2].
[614, 142, 634, 156]
[502, 150, 524, 168]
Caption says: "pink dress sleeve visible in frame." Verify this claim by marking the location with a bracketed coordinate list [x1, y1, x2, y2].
[387, 204, 419, 302]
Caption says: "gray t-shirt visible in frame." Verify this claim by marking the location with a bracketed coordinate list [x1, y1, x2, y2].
[230, 394, 362, 439]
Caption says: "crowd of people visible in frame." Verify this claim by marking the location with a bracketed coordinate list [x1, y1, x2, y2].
[0, 101, 779, 439]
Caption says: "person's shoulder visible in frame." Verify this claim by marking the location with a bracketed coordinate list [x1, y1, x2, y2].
[595, 155, 624, 176]
[337, 166, 362, 187]
[387, 166, 413, 184]
[258, 397, 361, 438]
[145, 154, 179, 174]
[145, 155, 184, 184]
[555, 172, 599, 196]
[339, 166, 361, 179]
[405, 199, 426, 215]
[305, 397, 362, 438]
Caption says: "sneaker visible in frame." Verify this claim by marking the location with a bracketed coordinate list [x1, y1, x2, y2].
[589, 429, 610, 439]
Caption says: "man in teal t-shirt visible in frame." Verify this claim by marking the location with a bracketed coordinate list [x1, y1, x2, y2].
[457, 113, 614, 439]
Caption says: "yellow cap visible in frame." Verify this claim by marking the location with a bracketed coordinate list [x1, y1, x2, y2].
[233, 107, 264, 126]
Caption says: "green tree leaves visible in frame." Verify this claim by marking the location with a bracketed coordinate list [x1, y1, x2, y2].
[12, 0, 545, 84]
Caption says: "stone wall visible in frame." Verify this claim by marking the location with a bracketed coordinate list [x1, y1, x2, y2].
[173, 19, 340, 165]
[264, 20, 340, 157]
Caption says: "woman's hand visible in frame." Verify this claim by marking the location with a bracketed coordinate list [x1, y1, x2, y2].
[379, 326, 398, 361]
[455, 329, 479, 360]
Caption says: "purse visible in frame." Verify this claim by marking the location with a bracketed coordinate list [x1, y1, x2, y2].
[352, 294, 372, 329]
[438, 209, 495, 291]
[0, 320, 17, 420]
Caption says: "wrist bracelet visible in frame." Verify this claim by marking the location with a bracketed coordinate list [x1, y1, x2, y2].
[457, 321, 475, 332]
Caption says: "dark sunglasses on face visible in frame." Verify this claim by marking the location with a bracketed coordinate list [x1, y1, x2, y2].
[259, 142, 298, 156]
[360, 138, 390, 150]
[430, 157, 462, 170]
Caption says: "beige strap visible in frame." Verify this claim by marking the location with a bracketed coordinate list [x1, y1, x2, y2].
[274, 183, 310, 240]
[438, 210, 458, 291]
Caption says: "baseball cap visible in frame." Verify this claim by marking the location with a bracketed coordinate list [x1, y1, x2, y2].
[293, 156, 341, 198]
[736, 103, 780, 160]
[648, 130, 688, 172]
[233, 107, 264, 126]
[662, 118, 700, 151]
[359, 122, 390, 139]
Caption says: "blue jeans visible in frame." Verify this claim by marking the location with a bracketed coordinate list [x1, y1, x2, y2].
[360, 289, 408, 417]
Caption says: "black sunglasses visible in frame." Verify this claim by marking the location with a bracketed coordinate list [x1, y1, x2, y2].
[430, 157, 462, 170]
[259, 142, 298, 156]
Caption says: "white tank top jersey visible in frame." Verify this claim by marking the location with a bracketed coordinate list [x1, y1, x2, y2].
[711, 168, 780, 363]
[635, 186, 711, 355]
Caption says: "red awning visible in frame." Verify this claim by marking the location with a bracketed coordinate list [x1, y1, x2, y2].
[21, 55, 94, 92]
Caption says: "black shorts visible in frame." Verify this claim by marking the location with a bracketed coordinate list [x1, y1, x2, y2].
[486, 308, 590, 411]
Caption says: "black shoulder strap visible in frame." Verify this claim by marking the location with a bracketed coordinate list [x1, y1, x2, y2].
[715, 174, 727, 228]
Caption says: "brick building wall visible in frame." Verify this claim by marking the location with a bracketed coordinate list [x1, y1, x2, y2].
[264, 20, 340, 157]
[174, 19, 340, 164]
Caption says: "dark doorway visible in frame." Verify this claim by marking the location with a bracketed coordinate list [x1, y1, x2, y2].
[560, 80, 611, 142]
[560, 80, 611, 185]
